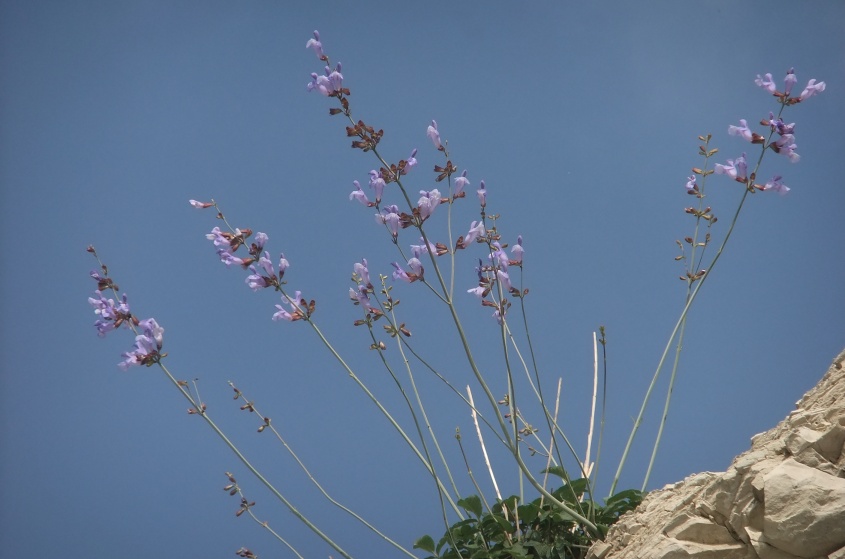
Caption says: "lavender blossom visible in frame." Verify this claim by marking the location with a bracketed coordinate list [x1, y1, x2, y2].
[217, 248, 245, 267]
[89, 290, 131, 337]
[407, 257, 424, 279]
[206, 227, 229, 248]
[454, 170, 469, 196]
[773, 134, 800, 163]
[376, 206, 400, 238]
[426, 120, 441, 149]
[353, 259, 371, 287]
[278, 253, 290, 278]
[496, 269, 512, 292]
[714, 153, 748, 182]
[754, 73, 777, 94]
[273, 291, 304, 322]
[118, 334, 158, 371]
[349, 180, 372, 206]
[391, 262, 411, 282]
[799, 79, 826, 101]
[467, 286, 486, 298]
[403, 149, 418, 174]
[460, 220, 486, 248]
[245, 272, 267, 291]
[761, 176, 790, 195]
[349, 285, 371, 309]
[417, 189, 442, 220]
[685, 175, 697, 193]
[305, 31, 325, 60]
[369, 170, 386, 203]
[510, 236, 524, 264]
[477, 180, 487, 207]
[728, 119, 753, 142]
[783, 68, 797, 96]
[138, 318, 164, 349]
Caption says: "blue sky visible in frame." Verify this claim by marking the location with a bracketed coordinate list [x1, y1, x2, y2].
[1, 2, 843, 557]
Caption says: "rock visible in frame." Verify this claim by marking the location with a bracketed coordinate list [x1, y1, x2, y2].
[587, 348, 845, 559]
[762, 458, 845, 557]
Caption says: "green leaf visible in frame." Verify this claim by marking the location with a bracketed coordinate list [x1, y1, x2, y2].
[457, 495, 483, 517]
[414, 535, 436, 553]
[541, 465, 569, 480]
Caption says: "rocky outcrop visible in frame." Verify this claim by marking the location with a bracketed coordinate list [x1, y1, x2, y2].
[588, 348, 845, 559]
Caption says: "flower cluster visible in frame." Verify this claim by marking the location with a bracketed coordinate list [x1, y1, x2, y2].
[304, 31, 524, 325]
[88, 264, 164, 370]
[711, 68, 825, 195]
[467, 237, 525, 323]
[190, 200, 309, 322]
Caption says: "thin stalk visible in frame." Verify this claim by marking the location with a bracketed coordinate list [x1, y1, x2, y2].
[303, 315, 462, 517]
[590, 327, 608, 497]
[231, 384, 417, 558]
[584, 332, 599, 481]
[609, 186, 752, 497]
[468, 386, 501, 501]
[156, 362, 354, 559]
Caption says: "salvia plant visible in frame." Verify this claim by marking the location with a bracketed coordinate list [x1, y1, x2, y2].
[87, 31, 825, 559]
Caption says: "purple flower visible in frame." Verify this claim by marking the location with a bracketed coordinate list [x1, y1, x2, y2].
[328, 63, 343, 91]
[278, 253, 290, 278]
[410, 238, 438, 258]
[467, 286, 486, 298]
[728, 119, 753, 142]
[454, 170, 469, 196]
[403, 149, 418, 174]
[773, 134, 800, 163]
[391, 262, 411, 282]
[349, 180, 372, 206]
[426, 120, 441, 149]
[369, 170, 386, 203]
[417, 189, 442, 220]
[206, 227, 229, 248]
[799, 79, 826, 101]
[407, 257, 424, 279]
[353, 259, 371, 287]
[510, 236, 524, 264]
[685, 175, 697, 193]
[139, 318, 164, 350]
[349, 285, 372, 309]
[246, 271, 268, 291]
[376, 206, 400, 238]
[783, 68, 797, 96]
[273, 291, 304, 322]
[754, 73, 776, 94]
[496, 269, 512, 292]
[761, 175, 790, 195]
[305, 31, 325, 60]
[767, 114, 795, 135]
[489, 242, 508, 271]
[306, 73, 330, 96]
[89, 291, 131, 337]
[714, 153, 747, 182]
[118, 334, 158, 370]
[217, 248, 245, 267]
[254, 232, 268, 251]
[246, 255, 275, 291]
[477, 180, 487, 207]
[460, 220, 486, 248]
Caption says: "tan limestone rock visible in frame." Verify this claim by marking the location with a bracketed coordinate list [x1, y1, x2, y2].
[587, 348, 845, 559]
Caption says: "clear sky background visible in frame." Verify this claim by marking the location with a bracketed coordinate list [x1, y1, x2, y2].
[1, 2, 843, 558]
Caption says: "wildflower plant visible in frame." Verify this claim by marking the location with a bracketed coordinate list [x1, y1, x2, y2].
[87, 31, 825, 559]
